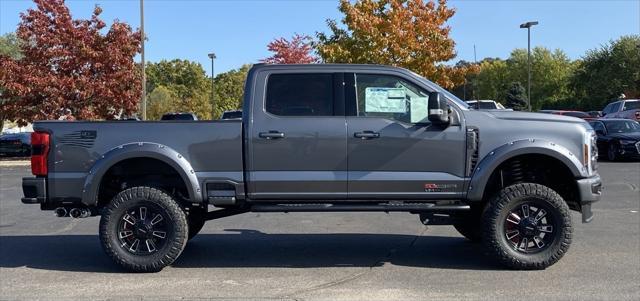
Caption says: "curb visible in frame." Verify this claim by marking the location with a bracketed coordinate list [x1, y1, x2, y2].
[0, 160, 31, 167]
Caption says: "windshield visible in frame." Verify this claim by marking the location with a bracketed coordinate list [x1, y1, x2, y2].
[604, 120, 640, 133]
[409, 70, 470, 109]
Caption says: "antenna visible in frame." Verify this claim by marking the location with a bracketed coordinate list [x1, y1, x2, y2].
[474, 44, 479, 110]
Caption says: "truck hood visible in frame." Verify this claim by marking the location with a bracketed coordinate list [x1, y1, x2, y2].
[486, 110, 587, 124]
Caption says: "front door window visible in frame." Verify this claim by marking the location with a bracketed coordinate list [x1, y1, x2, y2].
[354, 74, 430, 124]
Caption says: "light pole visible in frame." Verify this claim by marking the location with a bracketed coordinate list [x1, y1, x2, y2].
[520, 21, 538, 111]
[208, 52, 216, 118]
[140, 0, 146, 120]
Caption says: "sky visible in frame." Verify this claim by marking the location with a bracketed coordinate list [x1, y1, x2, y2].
[1, 0, 639, 76]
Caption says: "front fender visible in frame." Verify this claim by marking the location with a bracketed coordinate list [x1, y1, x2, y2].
[466, 139, 586, 201]
[81, 142, 202, 206]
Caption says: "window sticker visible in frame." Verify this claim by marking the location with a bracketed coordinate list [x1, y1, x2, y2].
[364, 87, 407, 113]
[411, 97, 429, 123]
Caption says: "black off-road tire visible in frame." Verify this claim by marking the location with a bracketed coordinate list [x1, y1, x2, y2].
[482, 183, 572, 270]
[607, 143, 618, 161]
[99, 186, 188, 272]
[187, 208, 206, 240]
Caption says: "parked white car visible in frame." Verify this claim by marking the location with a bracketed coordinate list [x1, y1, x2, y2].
[466, 100, 507, 110]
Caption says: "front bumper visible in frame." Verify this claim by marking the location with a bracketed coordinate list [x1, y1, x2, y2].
[22, 177, 47, 204]
[576, 174, 602, 223]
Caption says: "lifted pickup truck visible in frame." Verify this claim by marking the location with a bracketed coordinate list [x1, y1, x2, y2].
[602, 99, 640, 121]
[22, 64, 601, 272]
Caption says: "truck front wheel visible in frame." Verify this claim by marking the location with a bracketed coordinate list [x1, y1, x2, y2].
[99, 186, 188, 272]
[483, 183, 572, 270]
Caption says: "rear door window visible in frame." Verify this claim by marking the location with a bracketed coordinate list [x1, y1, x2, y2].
[266, 73, 334, 116]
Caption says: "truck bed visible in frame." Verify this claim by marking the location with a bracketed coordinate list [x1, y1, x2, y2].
[34, 120, 244, 204]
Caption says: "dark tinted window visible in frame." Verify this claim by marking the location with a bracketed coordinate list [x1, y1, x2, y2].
[266, 73, 334, 116]
[221, 111, 242, 119]
[161, 113, 197, 120]
[0, 133, 30, 143]
[477, 102, 498, 109]
[603, 120, 640, 133]
[623, 100, 640, 111]
[611, 102, 622, 112]
[564, 111, 589, 118]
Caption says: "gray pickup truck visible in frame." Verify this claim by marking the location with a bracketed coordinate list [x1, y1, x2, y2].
[22, 64, 601, 272]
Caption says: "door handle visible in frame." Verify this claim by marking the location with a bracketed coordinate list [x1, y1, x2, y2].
[259, 131, 285, 139]
[354, 131, 380, 139]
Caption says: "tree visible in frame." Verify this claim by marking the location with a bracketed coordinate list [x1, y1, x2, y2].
[0, 33, 22, 59]
[0, 33, 22, 131]
[212, 65, 250, 118]
[145, 59, 212, 120]
[474, 59, 509, 102]
[472, 47, 574, 110]
[0, 0, 142, 125]
[505, 82, 528, 111]
[570, 35, 640, 110]
[262, 34, 317, 64]
[316, 0, 470, 89]
[507, 47, 575, 109]
[146, 86, 177, 120]
[448, 60, 483, 101]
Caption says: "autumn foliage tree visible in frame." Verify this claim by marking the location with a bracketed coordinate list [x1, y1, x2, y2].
[316, 0, 475, 89]
[0, 0, 142, 125]
[262, 34, 318, 64]
[145, 59, 212, 120]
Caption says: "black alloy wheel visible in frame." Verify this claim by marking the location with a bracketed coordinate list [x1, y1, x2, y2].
[503, 202, 557, 254]
[483, 183, 572, 270]
[117, 203, 171, 255]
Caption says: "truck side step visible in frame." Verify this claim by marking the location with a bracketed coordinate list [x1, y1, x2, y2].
[248, 202, 470, 213]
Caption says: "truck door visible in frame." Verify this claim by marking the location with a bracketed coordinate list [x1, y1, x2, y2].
[247, 72, 347, 200]
[345, 72, 467, 199]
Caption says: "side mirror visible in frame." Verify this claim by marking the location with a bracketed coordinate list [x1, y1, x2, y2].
[428, 92, 449, 125]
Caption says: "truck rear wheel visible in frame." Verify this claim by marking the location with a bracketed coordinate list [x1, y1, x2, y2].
[482, 183, 572, 270]
[99, 186, 188, 272]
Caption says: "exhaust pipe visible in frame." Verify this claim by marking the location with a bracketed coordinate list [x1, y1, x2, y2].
[54, 207, 67, 217]
[69, 208, 90, 218]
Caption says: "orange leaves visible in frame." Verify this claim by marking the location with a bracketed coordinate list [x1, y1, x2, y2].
[317, 0, 466, 88]
[262, 34, 318, 64]
[0, 0, 142, 124]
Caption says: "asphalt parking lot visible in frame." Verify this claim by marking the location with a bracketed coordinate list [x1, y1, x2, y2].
[0, 162, 638, 301]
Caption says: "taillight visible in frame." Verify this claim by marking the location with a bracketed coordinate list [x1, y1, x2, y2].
[31, 132, 50, 176]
